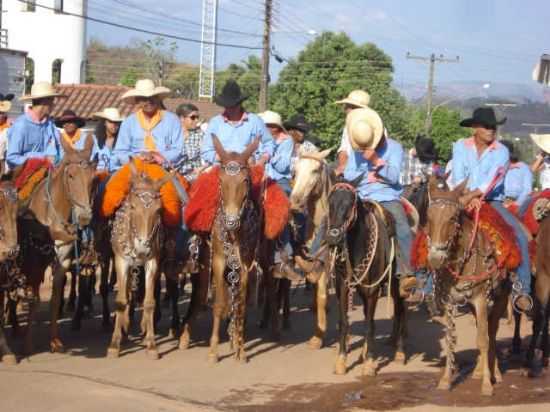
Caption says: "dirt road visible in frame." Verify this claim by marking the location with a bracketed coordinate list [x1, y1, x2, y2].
[1, 282, 549, 411]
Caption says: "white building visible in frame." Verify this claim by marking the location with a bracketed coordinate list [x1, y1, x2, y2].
[1, 0, 87, 84]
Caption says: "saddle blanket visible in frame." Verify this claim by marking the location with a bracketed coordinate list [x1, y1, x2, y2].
[184, 165, 289, 240]
[523, 189, 550, 235]
[14, 158, 52, 201]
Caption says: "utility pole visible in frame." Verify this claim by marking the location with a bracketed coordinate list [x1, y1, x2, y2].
[407, 52, 460, 137]
[259, 0, 273, 112]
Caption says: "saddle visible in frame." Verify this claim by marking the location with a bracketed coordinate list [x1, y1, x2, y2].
[12, 158, 52, 205]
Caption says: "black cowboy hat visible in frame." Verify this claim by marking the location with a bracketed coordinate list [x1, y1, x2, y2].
[415, 134, 438, 162]
[0, 93, 15, 101]
[55, 109, 86, 128]
[283, 114, 312, 134]
[460, 107, 506, 128]
[214, 79, 248, 108]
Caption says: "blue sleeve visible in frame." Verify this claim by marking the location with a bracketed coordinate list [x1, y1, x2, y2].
[6, 121, 29, 167]
[111, 119, 132, 170]
[517, 165, 533, 207]
[201, 118, 218, 164]
[376, 142, 402, 184]
[451, 142, 467, 187]
[479, 146, 509, 194]
[162, 115, 183, 164]
[269, 138, 294, 174]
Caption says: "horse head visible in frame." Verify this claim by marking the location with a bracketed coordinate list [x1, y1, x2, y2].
[127, 159, 172, 261]
[0, 182, 19, 261]
[212, 134, 258, 232]
[59, 133, 97, 228]
[426, 176, 468, 269]
[289, 148, 332, 212]
[326, 174, 363, 246]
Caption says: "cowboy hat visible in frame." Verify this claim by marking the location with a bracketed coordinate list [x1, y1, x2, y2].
[55, 109, 85, 128]
[214, 79, 248, 107]
[345, 107, 384, 151]
[414, 135, 438, 162]
[0, 93, 14, 112]
[93, 107, 125, 123]
[284, 114, 312, 134]
[530, 133, 550, 155]
[259, 110, 287, 131]
[120, 79, 171, 101]
[335, 89, 371, 108]
[460, 107, 506, 128]
[20, 82, 64, 102]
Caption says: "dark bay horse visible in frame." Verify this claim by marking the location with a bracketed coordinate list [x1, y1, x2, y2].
[107, 160, 172, 359]
[326, 176, 406, 376]
[426, 178, 510, 396]
[19, 134, 96, 354]
[208, 136, 261, 363]
[0, 182, 21, 364]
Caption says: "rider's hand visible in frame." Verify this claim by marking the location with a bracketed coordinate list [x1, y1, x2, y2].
[362, 149, 379, 164]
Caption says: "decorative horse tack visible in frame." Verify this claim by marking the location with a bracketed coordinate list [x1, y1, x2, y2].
[222, 161, 243, 177]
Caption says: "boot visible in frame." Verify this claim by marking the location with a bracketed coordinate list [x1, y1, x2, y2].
[399, 276, 417, 298]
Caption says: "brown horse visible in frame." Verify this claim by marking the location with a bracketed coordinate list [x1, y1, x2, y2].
[107, 160, 172, 359]
[289, 149, 333, 349]
[426, 178, 510, 396]
[19, 134, 96, 354]
[208, 136, 261, 363]
[0, 182, 21, 364]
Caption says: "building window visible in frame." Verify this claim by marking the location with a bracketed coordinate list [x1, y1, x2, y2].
[54, 0, 64, 13]
[52, 59, 63, 85]
[23, 0, 36, 12]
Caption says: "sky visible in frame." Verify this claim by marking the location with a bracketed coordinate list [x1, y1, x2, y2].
[87, 0, 550, 91]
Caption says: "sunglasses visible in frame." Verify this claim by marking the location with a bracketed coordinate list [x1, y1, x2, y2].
[187, 115, 199, 120]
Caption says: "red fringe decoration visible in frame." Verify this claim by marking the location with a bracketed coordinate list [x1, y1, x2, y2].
[523, 190, 550, 235]
[411, 229, 428, 270]
[14, 158, 52, 189]
[184, 165, 289, 239]
[100, 159, 187, 227]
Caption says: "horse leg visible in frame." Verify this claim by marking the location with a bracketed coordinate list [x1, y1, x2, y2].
[393, 285, 408, 365]
[208, 253, 226, 363]
[23, 284, 40, 356]
[49, 246, 72, 353]
[512, 310, 522, 355]
[235, 269, 249, 363]
[165, 274, 180, 339]
[0, 291, 16, 365]
[309, 270, 327, 350]
[526, 298, 545, 373]
[281, 279, 291, 330]
[334, 274, 348, 375]
[71, 270, 88, 331]
[473, 297, 493, 396]
[363, 291, 379, 376]
[142, 259, 160, 360]
[99, 256, 112, 331]
[8, 295, 19, 337]
[438, 303, 456, 391]
[67, 270, 76, 312]
[268, 275, 281, 341]
[153, 275, 162, 328]
[541, 303, 550, 368]
[488, 290, 509, 384]
[108, 256, 129, 358]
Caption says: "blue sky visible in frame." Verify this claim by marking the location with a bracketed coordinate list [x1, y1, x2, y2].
[87, 0, 549, 88]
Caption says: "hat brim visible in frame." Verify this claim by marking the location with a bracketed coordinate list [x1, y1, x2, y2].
[55, 117, 86, 128]
[346, 107, 384, 151]
[120, 87, 171, 101]
[460, 116, 507, 128]
[0, 101, 12, 112]
[334, 98, 369, 108]
[19, 92, 64, 102]
[93, 112, 124, 122]
[531, 134, 550, 154]
[213, 95, 248, 108]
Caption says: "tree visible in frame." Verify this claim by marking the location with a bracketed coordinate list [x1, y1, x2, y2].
[119, 68, 139, 87]
[270, 32, 412, 149]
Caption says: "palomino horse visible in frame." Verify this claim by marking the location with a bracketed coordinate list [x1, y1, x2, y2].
[107, 160, 172, 359]
[289, 148, 333, 349]
[326, 176, 406, 376]
[426, 178, 510, 396]
[0, 182, 21, 364]
[208, 136, 261, 363]
[19, 135, 96, 354]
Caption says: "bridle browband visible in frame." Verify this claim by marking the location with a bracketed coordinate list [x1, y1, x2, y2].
[219, 161, 252, 231]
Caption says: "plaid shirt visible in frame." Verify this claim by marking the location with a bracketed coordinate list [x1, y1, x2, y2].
[290, 140, 318, 174]
[400, 151, 435, 186]
[175, 128, 204, 181]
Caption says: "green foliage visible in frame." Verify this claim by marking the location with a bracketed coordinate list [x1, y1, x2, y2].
[119, 68, 139, 87]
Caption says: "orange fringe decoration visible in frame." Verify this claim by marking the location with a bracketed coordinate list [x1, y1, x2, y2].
[100, 159, 187, 227]
[184, 165, 289, 239]
[17, 167, 48, 201]
[523, 190, 550, 235]
[14, 158, 52, 190]
[411, 229, 428, 270]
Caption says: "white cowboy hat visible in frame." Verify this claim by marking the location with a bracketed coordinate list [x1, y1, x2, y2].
[93, 107, 125, 123]
[120, 79, 171, 101]
[0, 101, 11, 113]
[19, 81, 64, 101]
[258, 110, 287, 131]
[335, 90, 371, 108]
[345, 107, 384, 151]
[531, 133, 550, 154]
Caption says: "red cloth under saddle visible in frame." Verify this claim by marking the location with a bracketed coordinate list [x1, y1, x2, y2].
[523, 189, 550, 235]
[184, 165, 289, 239]
[14, 158, 52, 190]
[411, 203, 521, 271]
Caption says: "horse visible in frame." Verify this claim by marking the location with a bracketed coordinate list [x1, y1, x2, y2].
[289, 148, 333, 349]
[0, 182, 21, 364]
[107, 160, 173, 359]
[207, 136, 261, 363]
[326, 176, 406, 376]
[426, 177, 511, 396]
[18, 135, 96, 354]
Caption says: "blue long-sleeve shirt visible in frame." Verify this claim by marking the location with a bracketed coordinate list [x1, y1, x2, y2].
[344, 137, 404, 202]
[96, 144, 114, 171]
[201, 112, 274, 164]
[6, 113, 60, 168]
[58, 130, 100, 162]
[266, 136, 294, 181]
[451, 137, 509, 201]
[111, 110, 183, 170]
[504, 161, 532, 207]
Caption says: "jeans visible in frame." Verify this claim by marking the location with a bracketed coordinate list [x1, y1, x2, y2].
[518, 194, 532, 218]
[380, 200, 413, 277]
[490, 201, 531, 295]
[275, 179, 293, 264]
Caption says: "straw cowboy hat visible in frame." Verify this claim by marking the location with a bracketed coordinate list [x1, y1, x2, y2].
[345, 107, 384, 151]
[55, 109, 86, 128]
[20, 81, 64, 101]
[120, 79, 171, 101]
[531, 133, 550, 154]
[214, 79, 248, 107]
[93, 107, 125, 123]
[0, 93, 14, 112]
[335, 89, 371, 108]
[460, 107, 506, 128]
[259, 110, 287, 131]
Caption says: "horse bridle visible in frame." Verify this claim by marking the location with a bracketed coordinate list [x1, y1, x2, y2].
[219, 161, 252, 231]
[327, 182, 358, 239]
[426, 197, 463, 253]
[127, 186, 162, 257]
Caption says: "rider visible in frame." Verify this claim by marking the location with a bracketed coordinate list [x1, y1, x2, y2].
[174, 103, 206, 183]
[530, 133, 550, 191]
[400, 135, 441, 187]
[92, 107, 124, 171]
[501, 140, 532, 217]
[452, 107, 532, 312]
[55, 109, 99, 159]
[6, 82, 63, 169]
[0, 93, 14, 173]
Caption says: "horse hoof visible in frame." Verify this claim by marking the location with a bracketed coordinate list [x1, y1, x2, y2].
[49, 340, 65, 353]
[238, 354, 248, 364]
[362, 365, 377, 377]
[308, 336, 323, 350]
[394, 351, 406, 365]
[2, 354, 17, 365]
[107, 347, 120, 358]
[208, 353, 219, 364]
[168, 328, 178, 340]
[437, 380, 451, 391]
[146, 349, 160, 360]
[179, 335, 190, 350]
[481, 384, 494, 397]
[334, 359, 347, 375]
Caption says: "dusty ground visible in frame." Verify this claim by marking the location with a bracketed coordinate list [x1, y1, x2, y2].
[1, 280, 549, 412]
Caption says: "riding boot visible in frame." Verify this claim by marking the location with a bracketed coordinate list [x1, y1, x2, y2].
[399, 276, 417, 298]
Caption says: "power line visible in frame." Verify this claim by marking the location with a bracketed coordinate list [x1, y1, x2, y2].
[16, 0, 262, 50]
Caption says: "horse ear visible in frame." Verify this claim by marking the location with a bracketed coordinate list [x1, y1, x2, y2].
[318, 148, 332, 159]
[128, 157, 138, 178]
[212, 134, 227, 163]
[240, 136, 260, 163]
[452, 179, 468, 197]
[81, 133, 94, 160]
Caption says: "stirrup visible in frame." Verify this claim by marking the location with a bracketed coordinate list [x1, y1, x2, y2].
[512, 294, 533, 314]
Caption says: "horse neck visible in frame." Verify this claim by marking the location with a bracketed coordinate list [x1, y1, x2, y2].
[308, 164, 331, 229]
[29, 164, 72, 226]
